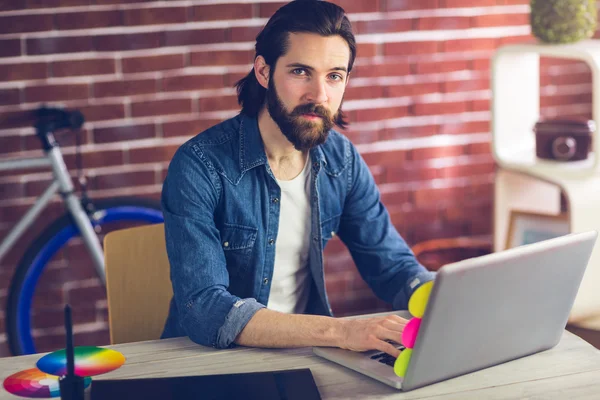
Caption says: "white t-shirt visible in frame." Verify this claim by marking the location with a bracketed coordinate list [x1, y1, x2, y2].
[266, 156, 312, 314]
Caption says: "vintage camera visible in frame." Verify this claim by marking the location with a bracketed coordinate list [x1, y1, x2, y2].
[534, 119, 595, 162]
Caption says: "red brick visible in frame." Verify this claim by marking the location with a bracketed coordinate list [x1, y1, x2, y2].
[164, 29, 227, 46]
[55, 10, 122, 30]
[541, 72, 591, 86]
[471, 58, 491, 71]
[384, 41, 441, 56]
[330, 0, 381, 13]
[417, 16, 471, 30]
[198, 95, 239, 112]
[162, 119, 221, 138]
[386, 82, 441, 97]
[94, 32, 162, 52]
[259, 2, 286, 18]
[411, 145, 466, 161]
[352, 62, 411, 78]
[470, 99, 490, 111]
[436, 159, 495, 179]
[413, 185, 464, 208]
[162, 74, 226, 92]
[498, 35, 535, 46]
[354, 106, 409, 122]
[386, 165, 438, 182]
[191, 4, 254, 20]
[442, 77, 490, 92]
[230, 26, 262, 42]
[0, 135, 22, 153]
[442, 0, 496, 6]
[27, 36, 93, 55]
[0, 39, 21, 57]
[466, 141, 492, 155]
[93, 124, 155, 144]
[413, 101, 468, 116]
[380, 125, 439, 140]
[415, 60, 469, 74]
[123, 7, 187, 25]
[93, 170, 156, 190]
[122, 53, 185, 74]
[0, 0, 25, 11]
[443, 39, 498, 53]
[224, 71, 249, 87]
[440, 121, 490, 135]
[362, 149, 409, 166]
[24, 83, 89, 103]
[344, 85, 385, 100]
[0, 62, 47, 81]
[0, 110, 35, 129]
[0, 88, 20, 105]
[190, 50, 254, 66]
[385, 0, 440, 11]
[541, 92, 592, 107]
[23, 0, 91, 8]
[52, 58, 116, 77]
[0, 181, 24, 200]
[78, 103, 125, 122]
[472, 13, 529, 27]
[356, 43, 378, 58]
[129, 145, 179, 164]
[0, 14, 53, 34]
[93, 79, 157, 98]
[356, 18, 412, 34]
[131, 98, 193, 118]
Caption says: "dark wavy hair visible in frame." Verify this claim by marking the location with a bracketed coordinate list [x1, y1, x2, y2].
[235, 0, 356, 129]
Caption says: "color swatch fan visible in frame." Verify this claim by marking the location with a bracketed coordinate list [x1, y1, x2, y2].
[37, 346, 125, 377]
[3, 368, 91, 399]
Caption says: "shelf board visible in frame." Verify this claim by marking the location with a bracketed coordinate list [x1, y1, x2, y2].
[496, 147, 599, 182]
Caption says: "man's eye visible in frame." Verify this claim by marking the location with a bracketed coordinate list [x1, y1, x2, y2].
[292, 68, 307, 75]
[330, 74, 343, 81]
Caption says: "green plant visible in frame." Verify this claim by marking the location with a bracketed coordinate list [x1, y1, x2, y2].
[530, 0, 597, 44]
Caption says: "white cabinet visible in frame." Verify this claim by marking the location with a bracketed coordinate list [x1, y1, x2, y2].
[492, 40, 600, 326]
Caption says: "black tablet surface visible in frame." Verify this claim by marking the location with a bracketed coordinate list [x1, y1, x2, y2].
[90, 368, 322, 400]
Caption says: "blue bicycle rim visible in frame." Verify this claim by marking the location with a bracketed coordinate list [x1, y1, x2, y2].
[17, 206, 163, 354]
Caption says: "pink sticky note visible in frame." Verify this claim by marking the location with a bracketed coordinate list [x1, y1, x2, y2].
[402, 317, 422, 349]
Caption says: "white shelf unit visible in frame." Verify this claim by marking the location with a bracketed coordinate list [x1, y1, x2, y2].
[492, 40, 600, 326]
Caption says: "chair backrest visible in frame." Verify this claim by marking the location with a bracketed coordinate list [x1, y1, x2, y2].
[103, 223, 173, 345]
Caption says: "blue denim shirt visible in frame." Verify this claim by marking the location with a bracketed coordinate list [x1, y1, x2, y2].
[161, 113, 435, 348]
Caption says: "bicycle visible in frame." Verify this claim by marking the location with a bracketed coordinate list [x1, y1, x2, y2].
[1, 106, 164, 356]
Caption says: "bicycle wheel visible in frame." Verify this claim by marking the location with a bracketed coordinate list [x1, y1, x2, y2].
[6, 197, 164, 356]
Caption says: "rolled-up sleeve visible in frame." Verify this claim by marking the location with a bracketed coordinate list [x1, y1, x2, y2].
[337, 144, 435, 310]
[162, 144, 264, 348]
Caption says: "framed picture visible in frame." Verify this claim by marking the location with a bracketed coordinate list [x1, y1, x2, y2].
[505, 210, 570, 250]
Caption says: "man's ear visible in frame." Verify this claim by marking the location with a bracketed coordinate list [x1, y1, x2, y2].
[254, 56, 270, 90]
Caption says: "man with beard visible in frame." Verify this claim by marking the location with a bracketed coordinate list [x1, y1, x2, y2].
[160, 0, 435, 358]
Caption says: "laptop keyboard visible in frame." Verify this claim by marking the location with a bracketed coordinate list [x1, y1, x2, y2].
[370, 344, 406, 367]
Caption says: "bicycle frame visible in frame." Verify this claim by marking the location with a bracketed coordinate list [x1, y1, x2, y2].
[0, 147, 106, 284]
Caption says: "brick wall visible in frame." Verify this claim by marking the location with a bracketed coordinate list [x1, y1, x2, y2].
[0, 0, 594, 357]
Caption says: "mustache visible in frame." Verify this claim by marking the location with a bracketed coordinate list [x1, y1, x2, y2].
[290, 103, 331, 119]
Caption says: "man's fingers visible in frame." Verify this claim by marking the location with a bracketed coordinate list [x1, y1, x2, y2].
[375, 340, 401, 358]
[381, 318, 407, 333]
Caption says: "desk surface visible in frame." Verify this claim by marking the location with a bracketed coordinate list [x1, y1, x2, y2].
[1, 330, 600, 399]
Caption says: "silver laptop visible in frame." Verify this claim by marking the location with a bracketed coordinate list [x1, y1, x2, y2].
[313, 230, 598, 391]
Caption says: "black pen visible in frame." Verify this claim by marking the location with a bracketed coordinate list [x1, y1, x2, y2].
[59, 304, 85, 400]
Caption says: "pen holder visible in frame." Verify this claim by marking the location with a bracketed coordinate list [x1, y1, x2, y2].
[59, 374, 89, 400]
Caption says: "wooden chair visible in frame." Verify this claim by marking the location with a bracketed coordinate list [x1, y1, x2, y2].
[411, 235, 493, 271]
[103, 223, 173, 345]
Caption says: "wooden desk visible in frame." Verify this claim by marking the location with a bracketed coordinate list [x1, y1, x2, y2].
[1, 331, 600, 399]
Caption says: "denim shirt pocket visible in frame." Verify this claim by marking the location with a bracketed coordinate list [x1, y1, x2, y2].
[221, 223, 258, 279]
[320, 214, 341, 249]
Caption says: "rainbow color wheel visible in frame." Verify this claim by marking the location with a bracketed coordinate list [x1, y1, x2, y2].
[36, 346, 125, 377]
[3, 368, 91, 398]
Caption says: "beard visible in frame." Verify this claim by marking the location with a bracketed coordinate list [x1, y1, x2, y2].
[265, 78, 337, 152]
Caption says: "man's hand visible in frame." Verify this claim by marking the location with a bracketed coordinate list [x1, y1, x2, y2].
[339, 315, 408, 358]
[235, 309, 408, 358]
